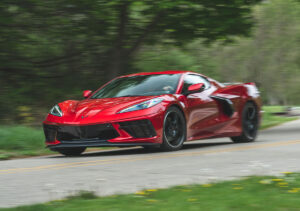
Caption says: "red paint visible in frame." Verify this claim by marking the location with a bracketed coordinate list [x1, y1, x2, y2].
[44, 71, 262, 147]
[188, 83, 204, 92]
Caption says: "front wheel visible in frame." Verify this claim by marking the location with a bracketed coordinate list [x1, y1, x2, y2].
[231, 102, 259, 143]
[160, 107, 186, 151]
[56, 147, 86, 156]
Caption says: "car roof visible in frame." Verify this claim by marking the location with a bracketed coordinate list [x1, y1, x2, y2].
[121, 70, 196, 78]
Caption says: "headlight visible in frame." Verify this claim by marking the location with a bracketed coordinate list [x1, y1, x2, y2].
[50, 104, 63, 117]
[119, 98, 163, 113]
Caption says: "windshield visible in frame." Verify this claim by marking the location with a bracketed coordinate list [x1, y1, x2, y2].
[91, 74, 181, 99]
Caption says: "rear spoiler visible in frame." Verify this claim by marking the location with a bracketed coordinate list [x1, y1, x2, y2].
[223, 82, 256, 86]
[223, 82, 242, 86]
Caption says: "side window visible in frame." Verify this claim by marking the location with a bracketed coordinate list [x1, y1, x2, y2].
[181, 74, 210, 94]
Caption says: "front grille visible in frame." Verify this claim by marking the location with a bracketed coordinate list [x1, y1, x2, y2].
[43, 124, 119, 142]
[119, 119, 156, 138]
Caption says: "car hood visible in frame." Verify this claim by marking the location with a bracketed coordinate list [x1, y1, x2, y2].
[56, 96, 158, 123]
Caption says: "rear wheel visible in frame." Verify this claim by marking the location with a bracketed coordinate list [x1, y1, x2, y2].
[160, 107, 186, 151]
[56, 147, 86, 156]
[231, 102, 259, 143]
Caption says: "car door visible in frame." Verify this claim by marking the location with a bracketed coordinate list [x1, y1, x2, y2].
[181, 74, 219, 139]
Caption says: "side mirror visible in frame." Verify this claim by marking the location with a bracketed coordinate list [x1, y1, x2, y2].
[186, 83, 205, 95]
[83, 90, 92, 98]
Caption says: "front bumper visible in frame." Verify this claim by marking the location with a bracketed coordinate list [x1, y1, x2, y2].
[43, 115, 163, 150]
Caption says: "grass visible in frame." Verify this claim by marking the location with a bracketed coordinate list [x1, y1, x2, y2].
[2, 173, 300, 211]
[260, 106, 298, 129]
[0, 106, 297, 160]
[0, 126, 114, 160]
[0, 126, 52, 160]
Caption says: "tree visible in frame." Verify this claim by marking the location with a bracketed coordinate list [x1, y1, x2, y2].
[134, 0, 300, 105]
[90, 0, 261, 79]
[213, 0, 300, 105]
[1, 0, 260, 79]
[0, 0, 261, 122]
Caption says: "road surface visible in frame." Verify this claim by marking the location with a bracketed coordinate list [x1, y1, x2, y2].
[1, 119, 300, 208]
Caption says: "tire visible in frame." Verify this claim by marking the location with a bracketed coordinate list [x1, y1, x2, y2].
[160, 107, 186, 151]
[231, 102, 259, 143]
[56, 147, 86, 156]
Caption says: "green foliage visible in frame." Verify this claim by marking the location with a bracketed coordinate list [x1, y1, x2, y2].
[261, 106, 297, 129]
[2, 173, 300, 211]
[134, 42, 220, 79]
[134, 47, 198, 72]
[67, 191, 97, 200]
[135, 0, 300, 105]
[0, 126, 44, 150]
[1, 0, 299, 121]
[0, 0, 259, 122]
[0, 126, 50, 160]
[213, 0, 300, 105]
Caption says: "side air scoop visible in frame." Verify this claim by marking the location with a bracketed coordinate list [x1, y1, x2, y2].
[210, 95, 235, 117]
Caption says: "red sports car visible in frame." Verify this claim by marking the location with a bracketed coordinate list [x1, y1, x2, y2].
[43, 71, 261, 156]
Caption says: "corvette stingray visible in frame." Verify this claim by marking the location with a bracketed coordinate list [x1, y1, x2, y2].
[43, 71, 261, 156]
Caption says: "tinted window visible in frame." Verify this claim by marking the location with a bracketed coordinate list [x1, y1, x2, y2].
[91, 74, 181, 99]
[181, 74, 210, 94]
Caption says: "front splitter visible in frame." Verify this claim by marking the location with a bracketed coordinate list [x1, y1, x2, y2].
[48, 139, 160, 150]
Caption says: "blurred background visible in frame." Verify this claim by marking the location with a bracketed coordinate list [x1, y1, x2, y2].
[1, 1, 300, 207]
[0, 0, 299, 126]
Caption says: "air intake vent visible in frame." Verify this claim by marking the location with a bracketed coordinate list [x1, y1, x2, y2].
[43, 124, 119, 142]
[119, 119, 156, 138]
[43, 125, 58, 142]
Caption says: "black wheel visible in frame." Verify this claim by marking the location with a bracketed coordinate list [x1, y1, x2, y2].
[160, 107, 186, 151]
[231, 102, 259, 143]
[56, 147, 86, 156]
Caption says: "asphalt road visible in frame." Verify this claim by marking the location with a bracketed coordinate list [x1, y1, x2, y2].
[1, 119, 300, 208]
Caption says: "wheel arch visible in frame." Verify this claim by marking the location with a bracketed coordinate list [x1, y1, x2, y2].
[244, 99, 261, 126]
[167, 103, 186, 122]
[244, 99, 258, 108]
[161, 103, 187, 150]
[166, 103, 188, 142]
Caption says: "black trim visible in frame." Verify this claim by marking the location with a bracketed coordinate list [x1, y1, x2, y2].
[43, 125, 57, 142]
[43, 123, 119, 142]
[211, 96, 235, 117]
[48, 140, 159, 150]
[44, 120, 158, 151]
[119, 119, 156, 138]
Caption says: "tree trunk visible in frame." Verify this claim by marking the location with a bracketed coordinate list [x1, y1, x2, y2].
[106, 6, 164, 80]
[108, 50, 125, 79]
[107, 1, 130, 80]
